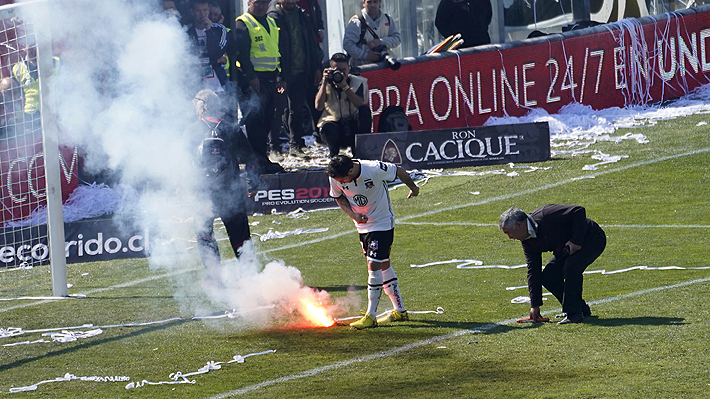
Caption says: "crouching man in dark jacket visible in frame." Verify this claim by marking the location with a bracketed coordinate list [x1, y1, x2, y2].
[499, 204, 606, 325]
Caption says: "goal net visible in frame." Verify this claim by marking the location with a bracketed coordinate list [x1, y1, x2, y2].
[0, 0, 67, 299]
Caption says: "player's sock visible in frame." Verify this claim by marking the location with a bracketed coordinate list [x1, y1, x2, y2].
[366, 269, 383, 317]
[382, 267, 405, 312]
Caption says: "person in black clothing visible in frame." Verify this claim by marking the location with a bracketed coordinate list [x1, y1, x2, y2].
[296, 0, 326, 130]
[187, 89, 261, 285]
[268, 0, 321, 159]
[186, 0, 238, 93]
[435, 0, 492, 49]
[234, 0, 286, 174]
[499, 205, 606, 325]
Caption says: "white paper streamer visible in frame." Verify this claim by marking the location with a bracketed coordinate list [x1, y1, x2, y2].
[335, 307, 445, 322]
[510, 293, 552, 304]
[124, 350, 276, 390]
[411, 259, 527, 270]
[2, 329, 104, 347]
[191, 305, 276, 320]
[9, 373, 131, 393]
[253, 227, 329, 242]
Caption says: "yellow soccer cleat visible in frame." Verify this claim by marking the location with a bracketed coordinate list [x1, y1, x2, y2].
[350, 313, 377, 329]
[377, 310, 409, 324]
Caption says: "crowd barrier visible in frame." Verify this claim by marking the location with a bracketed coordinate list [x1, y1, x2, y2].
[360, 5, 710, 131]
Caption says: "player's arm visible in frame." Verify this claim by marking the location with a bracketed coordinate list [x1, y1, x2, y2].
[334, 195, 368, 223]
[396, 166, 419, 198]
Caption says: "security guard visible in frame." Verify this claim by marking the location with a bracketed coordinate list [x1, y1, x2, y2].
[11, 42, 60, 133]
[235, 0, 285, 174]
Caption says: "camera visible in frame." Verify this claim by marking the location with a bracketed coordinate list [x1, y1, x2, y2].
[326, 68, 345, 84]
[372, 45, 401, 71]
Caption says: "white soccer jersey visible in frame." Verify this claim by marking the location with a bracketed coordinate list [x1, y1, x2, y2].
[329, 160, 397, 233]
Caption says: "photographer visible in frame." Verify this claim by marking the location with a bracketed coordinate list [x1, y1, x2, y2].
[314, 53, 371, 158]
[342, 0, 401, 69]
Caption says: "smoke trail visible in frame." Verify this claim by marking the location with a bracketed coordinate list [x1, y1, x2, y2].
[37, 0, 343, 326]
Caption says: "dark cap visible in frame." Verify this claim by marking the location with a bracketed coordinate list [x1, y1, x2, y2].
[330, 52, 350, 63]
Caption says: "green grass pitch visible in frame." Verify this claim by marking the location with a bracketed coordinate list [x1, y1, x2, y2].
[1, 110, 709, 398]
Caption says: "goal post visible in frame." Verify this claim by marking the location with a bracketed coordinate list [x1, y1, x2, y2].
[35, 0, 67, 297]
[0, 0, 67, 298]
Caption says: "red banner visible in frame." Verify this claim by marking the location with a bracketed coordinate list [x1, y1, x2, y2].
[362, 7, 710, 131]
[0, 134, 80, 224]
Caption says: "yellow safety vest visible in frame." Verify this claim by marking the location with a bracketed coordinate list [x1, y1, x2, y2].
[11, 56, 60, 115]
[236, 13, 280, 72]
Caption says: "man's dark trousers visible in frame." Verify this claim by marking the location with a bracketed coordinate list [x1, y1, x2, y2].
[240, 72, 277, 157]
[285, 72, 310, 148]
[541, 227, 606, 315]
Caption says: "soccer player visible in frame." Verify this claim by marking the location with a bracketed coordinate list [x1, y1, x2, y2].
[326, 155, 419, 329]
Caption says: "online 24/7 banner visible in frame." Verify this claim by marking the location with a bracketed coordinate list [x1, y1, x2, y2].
[360, 6, 710, 131]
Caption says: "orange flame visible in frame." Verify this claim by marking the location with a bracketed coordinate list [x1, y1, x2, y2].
[298, 298, 335, 327]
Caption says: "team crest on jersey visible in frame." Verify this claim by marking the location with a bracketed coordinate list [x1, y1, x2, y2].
[353, 194, 368, 206]
[364, 179, 374, 189]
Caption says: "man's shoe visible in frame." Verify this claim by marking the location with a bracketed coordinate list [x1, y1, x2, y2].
[557, 313, 584, 325]
[557, 304, 592, 319]
[377, 310, 409, 324]
[263, 161, 285, 174]
[582, 303, 592, 317]
[289, 147, 310, 160]
[269, 151, 284, 163]
[350, 313, 377, 329]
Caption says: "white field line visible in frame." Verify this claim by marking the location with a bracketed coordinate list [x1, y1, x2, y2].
[397, 146, 710, 222]
[208, 275, 710, 398]
[397, 222, 710, 228]
[0, 267, 199, 313]
[262, 145, 710, 254]
[4, 148, 707, 307]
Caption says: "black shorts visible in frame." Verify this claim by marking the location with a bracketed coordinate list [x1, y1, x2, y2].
[359, 229, 394, 263]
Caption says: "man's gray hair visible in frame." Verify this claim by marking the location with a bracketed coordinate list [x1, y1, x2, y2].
[499, 207, 527, 230]
[194, 89, 221, 114]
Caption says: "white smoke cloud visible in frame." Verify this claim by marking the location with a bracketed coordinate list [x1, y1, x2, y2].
[34, 0, 345, 328]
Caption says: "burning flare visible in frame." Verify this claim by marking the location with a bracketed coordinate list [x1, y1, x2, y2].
[298, 298, 335, 327]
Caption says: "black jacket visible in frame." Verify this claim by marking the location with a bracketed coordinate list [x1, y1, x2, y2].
[521, 204, 605, 306]
[267, 3, 320, 81]
[435, 0, 492, 48]
[186, 23, 238, 87]
[186, 115, 261, 195]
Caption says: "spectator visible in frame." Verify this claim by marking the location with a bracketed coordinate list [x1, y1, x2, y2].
[435, 0, 492, 49]
[11, 40, 59, 133]
[295, 0, 325, 129]
[208, 2, 225, 24]
[268, 0, 321, 159]
[161, 0, 177, 11]
[186, 0, 237, 93]
[314, 52, 371, 158]
[208, 2, 233, 80]
[342, 0, 401, 69]
[186, 89, 261, 287]
[295, 0, 324, 51]
[235, 0, 285, 173]
[0, 73, 13, 136]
